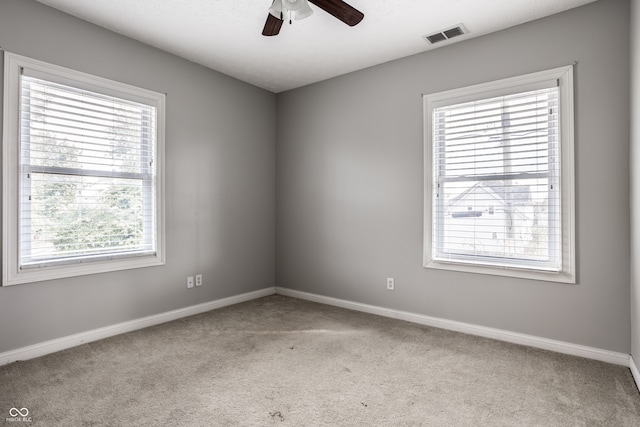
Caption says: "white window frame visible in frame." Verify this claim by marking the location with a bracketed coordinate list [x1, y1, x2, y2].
[423, 66, 575, 284]
[2, 52, 166, 286]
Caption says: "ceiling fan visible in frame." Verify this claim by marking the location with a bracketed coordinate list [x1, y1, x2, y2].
[262, 0, 364, 36]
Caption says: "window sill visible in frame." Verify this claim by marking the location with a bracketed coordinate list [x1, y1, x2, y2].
[3, 254, 165, 286]
[424, 259, 575, 284]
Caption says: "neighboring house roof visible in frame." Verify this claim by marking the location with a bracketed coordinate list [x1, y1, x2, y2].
[447, 182, 503, 211]
[447, 182, 531, 221]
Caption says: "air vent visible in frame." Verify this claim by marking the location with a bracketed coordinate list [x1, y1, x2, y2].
[424, 24, 467, 44]
[425, 32, 447, 44]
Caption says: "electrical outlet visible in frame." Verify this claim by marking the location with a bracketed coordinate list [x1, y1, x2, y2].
[386, 278, 395, 291]
[187, 276, 194, 289]
[195, 274, 202, 287]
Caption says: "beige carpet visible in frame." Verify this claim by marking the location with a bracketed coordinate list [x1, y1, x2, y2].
[1, 295, 639, 426]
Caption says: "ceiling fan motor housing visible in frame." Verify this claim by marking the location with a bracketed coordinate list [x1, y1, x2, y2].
[269, 0, 314, 21]
[262, 0, 364, 36]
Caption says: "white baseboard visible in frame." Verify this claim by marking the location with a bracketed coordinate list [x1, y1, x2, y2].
[0, 286, 276, 367]
[276, 287, 631, 367]
[631, 356, 640, 391]
[2, 285, 633, 375]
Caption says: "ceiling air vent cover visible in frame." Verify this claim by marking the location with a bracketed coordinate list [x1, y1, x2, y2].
[424, 24, 467, 44]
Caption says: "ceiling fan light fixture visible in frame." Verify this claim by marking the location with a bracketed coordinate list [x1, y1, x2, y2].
[269, 0, 314, 21]
[262, 0, 364, 36]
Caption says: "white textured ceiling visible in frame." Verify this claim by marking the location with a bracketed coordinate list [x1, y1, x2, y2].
[34, 0, 598, 93]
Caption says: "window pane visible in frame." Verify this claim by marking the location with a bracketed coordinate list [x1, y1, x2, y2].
[19, 74, 156, 268]
[435, 179, 560, 269]
[434, 88, 558, 180]
[22, 76, 155, 175]
[432, 86, 561, 271]
[22, 173, 153, 266]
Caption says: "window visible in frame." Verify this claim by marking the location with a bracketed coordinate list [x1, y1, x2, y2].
[423, 66, 575, 283]
[3, 53, 165, 285]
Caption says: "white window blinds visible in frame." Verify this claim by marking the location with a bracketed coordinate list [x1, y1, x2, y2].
[19, 71, 157, 268]
[431, 84, 561, 271]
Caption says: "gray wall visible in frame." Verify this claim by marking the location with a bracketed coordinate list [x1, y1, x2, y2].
[277, 0, 631, 353]
[0, 0, 276, 353]
[0, 0, 633, 359]
[631, 0, 640, 364]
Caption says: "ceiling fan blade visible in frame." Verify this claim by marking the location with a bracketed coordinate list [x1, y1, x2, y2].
[308, 0, 364, 26]
[262, 13, 284, 36]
